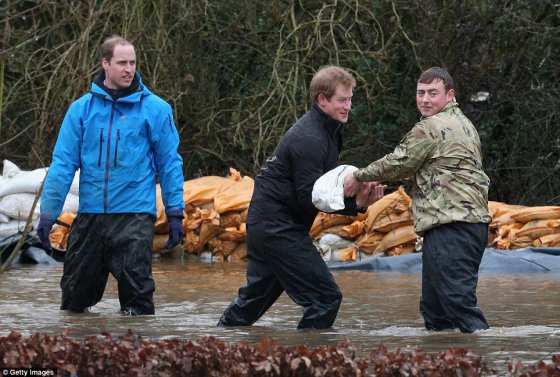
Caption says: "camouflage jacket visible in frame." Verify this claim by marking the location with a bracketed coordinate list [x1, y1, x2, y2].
[355, 101, 492, 234]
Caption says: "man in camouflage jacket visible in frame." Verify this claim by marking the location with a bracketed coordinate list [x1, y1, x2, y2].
[345, 67, 492, 333]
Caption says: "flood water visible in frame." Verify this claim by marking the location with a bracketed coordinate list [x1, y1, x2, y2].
[1, 252, 560, 372]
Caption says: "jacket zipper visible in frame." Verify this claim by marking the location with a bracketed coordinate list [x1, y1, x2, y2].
[104, 103, 116, 213]
[114, 129, 120, 167]
[98, 128, 104, 166]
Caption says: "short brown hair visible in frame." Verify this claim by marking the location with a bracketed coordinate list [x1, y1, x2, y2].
[101, 35, 133, 62]
[418, 67, 454, 92]
[310, 65, 356, 102]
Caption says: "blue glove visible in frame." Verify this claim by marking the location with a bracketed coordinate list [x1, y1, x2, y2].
[37, 213, 54, 250]
[164, 210, 184, 249]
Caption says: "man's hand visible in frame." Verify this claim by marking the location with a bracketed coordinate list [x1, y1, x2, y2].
[344, 171, 362, 197]
[37, 214, 54, 250]
[164, 210, 184, 249]
[355, 182, 386, 208]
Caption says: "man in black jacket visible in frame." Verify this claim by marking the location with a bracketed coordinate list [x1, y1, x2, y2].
[218, 65, 384, 329]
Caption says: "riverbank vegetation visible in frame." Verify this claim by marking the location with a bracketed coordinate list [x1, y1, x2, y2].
[3, 329, 558, 376]
[1, 1, 558, 206]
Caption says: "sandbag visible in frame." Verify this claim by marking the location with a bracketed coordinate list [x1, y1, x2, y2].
[0, 167, 48, 198]
[311, 165, 357, 213]
[365, 187, 411, 232]
[183, 176, 238, 207]
[0, 193, 39, 220]
[0, 220, 27, 238]
[213, 176, 254, 214]
[2, 160, 21, 178]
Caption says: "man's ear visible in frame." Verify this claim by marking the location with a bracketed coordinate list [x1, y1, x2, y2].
[317, 93, 327, 107]
[101, 58, 109, 70]
[446, 88, 455, 102]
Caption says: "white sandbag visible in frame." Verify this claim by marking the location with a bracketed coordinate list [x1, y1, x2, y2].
[0, 193, 40, 220]
[2, 160, 21, 178]
[0, 213, 10, 223]
[0, 168, 48, 198]
[62, 193, 79, 213]
[312, 164, 357, 213]
[314, 234, 355, 262]
[0, 220, 27, 239]
[318, 233, 354, 250]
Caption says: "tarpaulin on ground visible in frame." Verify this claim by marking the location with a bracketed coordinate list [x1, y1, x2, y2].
[328, 247, 560, 273]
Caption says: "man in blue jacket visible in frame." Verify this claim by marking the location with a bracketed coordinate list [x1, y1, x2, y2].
[37, 35, 185, 315]
[218, 65, 384, 329]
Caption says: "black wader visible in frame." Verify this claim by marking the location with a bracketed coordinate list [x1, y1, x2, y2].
[218, 219, 342, 329]
[420, 221, 489, 333]
[60, 213, 156, 315]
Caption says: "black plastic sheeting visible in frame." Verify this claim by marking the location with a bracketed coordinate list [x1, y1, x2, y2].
[329, 247, 560, 273]
[0, 233, 63, 266]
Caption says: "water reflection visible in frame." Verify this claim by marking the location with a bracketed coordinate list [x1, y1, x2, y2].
[1, 253, 559, 371]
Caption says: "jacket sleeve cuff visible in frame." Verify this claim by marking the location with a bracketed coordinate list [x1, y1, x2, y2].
[40, 213, 55, 221]
[165, 209, 184, 219]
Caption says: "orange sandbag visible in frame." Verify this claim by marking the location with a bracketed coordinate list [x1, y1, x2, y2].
[217, 224, 247, 242]
[333, 246, 358, 262]
[365, 187, 411, 232]
[229, 242, 248, 261]
[516, 219, 560, 239]
[509, 206, 560, 223]
[213, 176, 254, 214]
[310, 213, 355, 238]
[488, 202, 526, 220]
[208, 238, 239, 257]
[533, 233, 560, 247]
[356, 232, 385, 255]
[183, 176, 238, 207]
[184, 208, 219, 231]
[374, 225, 417, 253]
[219, 209, 248, 228]
[152, 234, 169, 252]
[316, 220, 364, 240]
[370, 209, 414, 233]
[386, 243, 415, 256]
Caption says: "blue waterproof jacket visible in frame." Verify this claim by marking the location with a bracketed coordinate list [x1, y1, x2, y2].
[41, 73, 184, 220]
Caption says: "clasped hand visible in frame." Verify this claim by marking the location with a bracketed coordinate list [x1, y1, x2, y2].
[344, 173, 386, 208]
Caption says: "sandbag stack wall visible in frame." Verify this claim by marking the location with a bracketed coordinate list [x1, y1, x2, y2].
[0, 160, 79, 243]
[488, 203, 560, 249]
[17, 161, 558, 261]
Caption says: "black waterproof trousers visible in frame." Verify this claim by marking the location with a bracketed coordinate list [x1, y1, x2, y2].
[60, 213, 156, 315]
[420, 221, 489, 333]
[218, 219, 342, 329]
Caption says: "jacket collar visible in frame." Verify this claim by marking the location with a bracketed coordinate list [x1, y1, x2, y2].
[311, 103, 344, 137]
[90, 71, 148, 102]
[421, 99, 459, 120]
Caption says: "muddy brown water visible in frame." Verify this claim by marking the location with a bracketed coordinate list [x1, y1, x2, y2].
[1, 253, 559, 371]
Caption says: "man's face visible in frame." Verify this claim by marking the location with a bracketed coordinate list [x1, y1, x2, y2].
[102, 44, 136, 90]
[318, 84, 353, 123]
[416, 79, 454, 117]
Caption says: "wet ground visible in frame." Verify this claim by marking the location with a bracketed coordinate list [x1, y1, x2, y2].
[1, 252, 559, 371]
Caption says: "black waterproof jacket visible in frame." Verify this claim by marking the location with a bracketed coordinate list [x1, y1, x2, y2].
[246, 104, 360, 230]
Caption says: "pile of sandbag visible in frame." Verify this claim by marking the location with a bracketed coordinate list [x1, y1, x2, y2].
[154, 168, 252, 261]
[32, 162, 560, 262]
[488, 202, 560, 249]
[0, 160, 79, 241]
[311, 187, 419, 262]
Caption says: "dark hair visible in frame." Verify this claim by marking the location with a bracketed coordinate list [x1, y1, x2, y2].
[418, 67, 454, 92]
[310, 65, 356, 102]
[101, 35, 133, 62]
